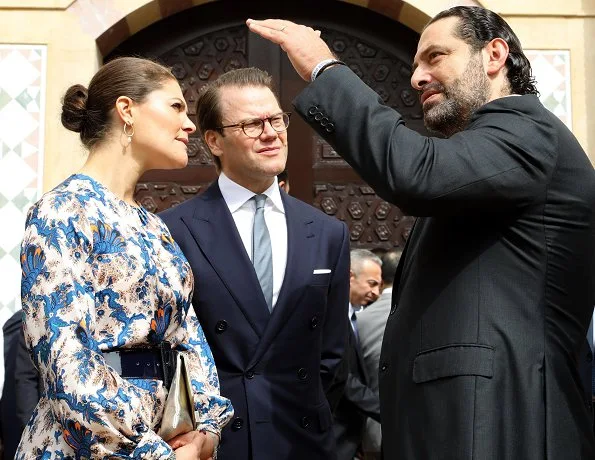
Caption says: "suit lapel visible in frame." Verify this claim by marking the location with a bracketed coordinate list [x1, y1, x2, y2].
[248, 193, 315, 367]
[181, 183, 270, 337]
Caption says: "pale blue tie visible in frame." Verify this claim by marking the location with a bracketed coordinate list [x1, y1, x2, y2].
[252, 194, 273, 311]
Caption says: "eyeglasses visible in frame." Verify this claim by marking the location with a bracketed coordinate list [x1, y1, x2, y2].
[217, 112, 291, 138]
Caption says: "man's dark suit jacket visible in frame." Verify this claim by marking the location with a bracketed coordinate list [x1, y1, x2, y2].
[1, 311, 40, 459]
[579, 338, 594, 420]
[160, 182, 350, 460]
[332, 325, 380, 460]
[294, 66, 595, 459]
[357, 291, 393, 454]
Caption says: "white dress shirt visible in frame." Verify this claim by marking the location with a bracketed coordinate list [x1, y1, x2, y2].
[218, 172, 287, 308]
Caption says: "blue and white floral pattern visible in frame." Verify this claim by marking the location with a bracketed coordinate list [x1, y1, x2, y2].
[17, 175, 233, 459]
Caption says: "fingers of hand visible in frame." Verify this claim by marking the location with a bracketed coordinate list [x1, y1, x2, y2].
[174, 442, 201, 459]
[246, 18, 291, 30]
[246, 22, 284, 43]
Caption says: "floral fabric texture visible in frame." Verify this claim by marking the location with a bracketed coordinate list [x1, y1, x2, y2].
[18, 175, 233, 459]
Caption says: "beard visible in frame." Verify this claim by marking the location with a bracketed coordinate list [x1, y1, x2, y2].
[421, 54, 491, 137]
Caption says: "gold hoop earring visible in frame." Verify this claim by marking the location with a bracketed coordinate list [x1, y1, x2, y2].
[123, 121, 134, 144]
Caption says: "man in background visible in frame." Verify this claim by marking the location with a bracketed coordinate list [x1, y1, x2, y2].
[1, 310, 40, 460]
[357, 249, 402, 460]
[333, 249, 381, 459]
[277, 169, 290, 193]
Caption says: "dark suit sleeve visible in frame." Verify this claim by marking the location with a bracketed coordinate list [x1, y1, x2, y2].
[343, 373, 381, 422]
[320, 223, 350, 396]
[293, 66, 558, 217]
[343, 326, 381, 422]
[15, 323, 40, 432]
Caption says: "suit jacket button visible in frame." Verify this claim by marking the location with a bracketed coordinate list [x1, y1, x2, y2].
[314, 113, 324, 121]
[301, 416, 311, 429]
[231, 417, 243, 431]
[310, 316, 319, 329]
[215, 320, 228, 333]
[297, 368, 308, 380]
[245, 370, 255, 379]
[380, 362, 388, 372]
[325, 123, 335, 133]
[389, 304, 397, 315]
[308, 106, 319, 115]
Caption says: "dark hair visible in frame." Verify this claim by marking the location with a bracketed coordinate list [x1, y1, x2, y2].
[429, 6, 538, 96]
[381, 250, 402, 284]
[277, 169, 288, 182]
[61, 57, 176, 149]
[196, 67, 279, 170]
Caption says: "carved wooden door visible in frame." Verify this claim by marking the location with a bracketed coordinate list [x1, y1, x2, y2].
[109, 0, 430, 251]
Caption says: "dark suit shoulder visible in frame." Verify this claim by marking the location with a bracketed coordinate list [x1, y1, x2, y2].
[282, 192, 345, 230]
[470, 95, 556, 134]
[3, 310, 22, 335]
[159, 183, 217, 222]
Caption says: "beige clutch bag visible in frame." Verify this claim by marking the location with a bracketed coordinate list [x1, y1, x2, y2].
[158, 353, 197, 441]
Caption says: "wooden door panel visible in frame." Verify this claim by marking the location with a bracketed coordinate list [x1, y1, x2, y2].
[110, 0, 428, 250]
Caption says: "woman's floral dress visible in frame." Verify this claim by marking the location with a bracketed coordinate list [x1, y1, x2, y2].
[17, 174, 233, 459]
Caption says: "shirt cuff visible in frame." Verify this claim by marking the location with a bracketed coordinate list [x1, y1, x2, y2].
[311, 58, 343, 81]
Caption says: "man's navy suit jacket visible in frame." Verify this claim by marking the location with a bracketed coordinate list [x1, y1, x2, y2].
[160, 182, 350, 460]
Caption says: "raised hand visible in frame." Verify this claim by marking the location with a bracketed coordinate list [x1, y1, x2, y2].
[246, 19, 335, 81]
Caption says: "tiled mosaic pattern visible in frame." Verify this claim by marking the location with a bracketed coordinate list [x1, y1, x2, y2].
[0, 45, 46, 327]
[526, 50, 572, 129]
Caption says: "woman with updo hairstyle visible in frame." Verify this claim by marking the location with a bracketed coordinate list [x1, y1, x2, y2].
[18, 57, 233, 459]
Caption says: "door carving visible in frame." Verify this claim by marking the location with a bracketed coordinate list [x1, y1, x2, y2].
[109, 0, 428, 250]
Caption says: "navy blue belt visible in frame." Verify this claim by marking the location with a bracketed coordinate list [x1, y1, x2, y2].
[102, 342, 178, 390]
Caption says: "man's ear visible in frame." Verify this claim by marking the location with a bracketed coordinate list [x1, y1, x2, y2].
[204, 130, 224, 161]
[115, 96, 134, 124]
[484, 38, 509, 77]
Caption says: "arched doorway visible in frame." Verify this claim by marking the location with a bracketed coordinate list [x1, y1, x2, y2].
[108, 0, 429, 250]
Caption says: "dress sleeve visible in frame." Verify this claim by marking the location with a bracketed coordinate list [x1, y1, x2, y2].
[21, 197, 174, 459]
[174, 309, 234, 438]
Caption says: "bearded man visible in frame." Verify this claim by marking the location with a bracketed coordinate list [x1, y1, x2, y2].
[248, 6, 595, 459]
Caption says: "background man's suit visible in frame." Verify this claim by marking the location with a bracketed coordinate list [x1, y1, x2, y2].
[1, 310, 41, 459]
[294, 66, 595, 459]
[161, 181, 350, 460]
[332, 321, 380, 460]
[357, 288, 392, 456]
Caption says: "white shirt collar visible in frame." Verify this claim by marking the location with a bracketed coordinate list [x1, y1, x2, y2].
[218, 172, 285, 214]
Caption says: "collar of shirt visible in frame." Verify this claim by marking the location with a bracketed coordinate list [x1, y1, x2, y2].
[218, 172, 285, 215]
[382, 286, 393, 295]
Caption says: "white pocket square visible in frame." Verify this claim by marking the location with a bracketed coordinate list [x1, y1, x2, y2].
[313, 269, 331, 274]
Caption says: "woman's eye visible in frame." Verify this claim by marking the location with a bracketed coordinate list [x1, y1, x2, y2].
[172, 102, 183, 110]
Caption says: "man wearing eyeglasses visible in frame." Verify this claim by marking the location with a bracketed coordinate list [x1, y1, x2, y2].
[161, 67, 350, 460]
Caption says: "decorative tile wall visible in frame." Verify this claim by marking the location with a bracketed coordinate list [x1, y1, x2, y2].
[526, 50, 572, 129]
[0, 45, 46, 327]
